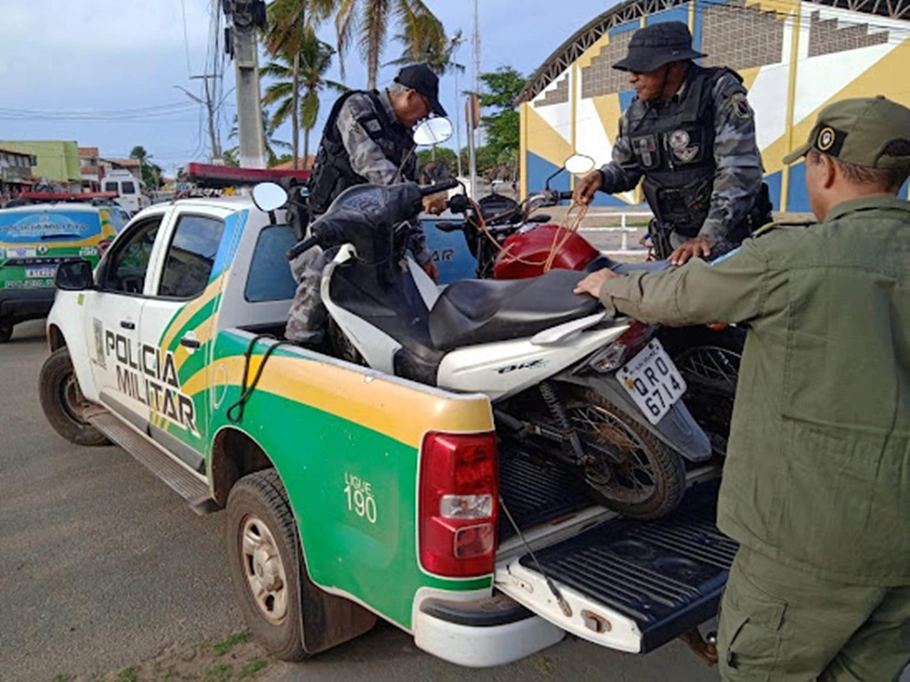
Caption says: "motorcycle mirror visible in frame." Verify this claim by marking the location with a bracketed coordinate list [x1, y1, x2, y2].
[564, 154, 596, 175]
[413, 118, 454, 147]
[252, 182, 289, 212]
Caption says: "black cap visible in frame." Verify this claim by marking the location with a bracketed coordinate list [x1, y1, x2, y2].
[612, 22, 706, 73]
[394, 63, 447, 117]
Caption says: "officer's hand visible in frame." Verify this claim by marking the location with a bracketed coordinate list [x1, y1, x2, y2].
[422, 260, 439, 284]
[573, 171, 603, 206]
[422, 193, 447, 216]
[669, 238, 713, 266]
[574, 268, 618, 298]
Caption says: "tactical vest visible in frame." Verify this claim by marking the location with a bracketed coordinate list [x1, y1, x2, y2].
[625, 66, 739, 238]
[308, 90, 417, 217]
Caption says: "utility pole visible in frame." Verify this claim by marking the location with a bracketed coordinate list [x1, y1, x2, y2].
[451, 34, 465, 180]
[225, 0, 266, 168]
[176, 75, 222, 162]
[469, 0, 481, 198]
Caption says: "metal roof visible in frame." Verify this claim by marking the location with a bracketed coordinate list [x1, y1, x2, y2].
[517, 0, 909, 104]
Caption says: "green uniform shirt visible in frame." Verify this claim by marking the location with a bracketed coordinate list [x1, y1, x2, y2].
[598, 196, 910, 585]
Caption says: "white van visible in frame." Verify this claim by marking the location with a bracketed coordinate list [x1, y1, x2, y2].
[102, 170, 149, 215]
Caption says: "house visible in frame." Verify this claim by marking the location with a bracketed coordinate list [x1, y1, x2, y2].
[79, 147, 103, 191]
[0, 146, 37, 202]
[270, 156, 315, 171]
[99, 158, 143, 185]
[0, 140, 82, 192]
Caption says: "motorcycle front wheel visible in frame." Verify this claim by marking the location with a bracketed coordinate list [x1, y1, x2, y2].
[565, 391, 686, 520]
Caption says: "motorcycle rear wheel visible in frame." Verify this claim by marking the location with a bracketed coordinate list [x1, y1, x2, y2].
[565, 391, 686, 520]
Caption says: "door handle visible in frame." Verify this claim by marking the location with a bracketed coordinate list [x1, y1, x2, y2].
[120, 320, 135, 330]
[180, 336, 201, 350]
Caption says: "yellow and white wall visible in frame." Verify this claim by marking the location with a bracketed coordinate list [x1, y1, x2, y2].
[521, 1, 910, 210]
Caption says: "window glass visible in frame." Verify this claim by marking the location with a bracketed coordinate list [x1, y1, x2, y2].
[158, 214, 224, 299]
[103, 182, 118, 193]
[101, 216, 163, 294]
[245, 225, 297, 302]
[121, 181, 136, 195]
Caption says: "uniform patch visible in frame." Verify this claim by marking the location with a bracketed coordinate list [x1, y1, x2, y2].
[730, 93, 752, 121]
[669, 129, 690, 150]
[817, 127, 836, 151]
[363, 118, 382, 134]
[673, 145, 700, 163]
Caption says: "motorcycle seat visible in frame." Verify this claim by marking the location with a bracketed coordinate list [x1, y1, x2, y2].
[429, 269, 604, 351]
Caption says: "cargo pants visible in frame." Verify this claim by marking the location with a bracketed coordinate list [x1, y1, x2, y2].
[718, 546, 910, 681]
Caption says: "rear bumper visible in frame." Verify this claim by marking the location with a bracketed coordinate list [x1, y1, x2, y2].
[0, 287, 56, 322]
[414, 593, 564, 667]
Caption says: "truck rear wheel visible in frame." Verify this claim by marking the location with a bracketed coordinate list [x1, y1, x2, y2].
[225, 470, 308, 661]
[39, 347, 109, 446]
[566, 391, 686, 520]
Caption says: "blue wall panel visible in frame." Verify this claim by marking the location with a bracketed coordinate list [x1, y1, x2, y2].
[646, 7, 690, 25]
[786, 163, 811, 213]
[763, 170, 782, 212]
[609, 21, 641, 36]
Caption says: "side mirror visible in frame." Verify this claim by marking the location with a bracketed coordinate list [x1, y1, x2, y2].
[564, 154, 596, 175]
[252, 182, 289, 212]
[55, 259, 94, 291]
[413, 118, 454, 147]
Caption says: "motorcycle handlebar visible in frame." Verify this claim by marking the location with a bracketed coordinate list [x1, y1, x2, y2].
[286, 234, 321, 261]
[421, 178, 459, 196]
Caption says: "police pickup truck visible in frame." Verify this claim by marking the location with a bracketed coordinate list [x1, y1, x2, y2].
[39, 190, 731, 666]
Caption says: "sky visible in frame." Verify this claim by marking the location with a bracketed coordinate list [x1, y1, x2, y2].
[0, 0, 617, 175]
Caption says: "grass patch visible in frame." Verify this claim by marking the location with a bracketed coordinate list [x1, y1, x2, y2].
[213, 631, 252, 656]
[117, 666, 140, 682]
[53, 676, 73, 682]
[239, 657, 269, 679]
[205, 662, 235, 682]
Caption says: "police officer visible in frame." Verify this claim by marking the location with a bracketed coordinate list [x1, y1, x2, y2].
[573, 22, 770, 265]
[286, 64, 447, 345]
[574, 96, 910, 680]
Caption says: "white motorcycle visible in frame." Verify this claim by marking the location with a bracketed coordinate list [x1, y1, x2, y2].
[255, 135, 711, 520]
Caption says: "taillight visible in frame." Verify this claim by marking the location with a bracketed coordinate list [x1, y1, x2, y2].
[589, 321, 656, 373]
[419, 432, 499, 577]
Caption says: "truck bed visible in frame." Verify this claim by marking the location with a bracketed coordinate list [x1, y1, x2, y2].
[497, 447, 734, 653]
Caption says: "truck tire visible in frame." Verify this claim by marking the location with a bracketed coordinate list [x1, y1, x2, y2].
[566, 391, 685, 520]
[225, 470, 308, 662]
[0, 320, 12, 343]
[39, 347, 110, 446]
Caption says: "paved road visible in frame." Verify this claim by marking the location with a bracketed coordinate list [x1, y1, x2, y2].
[0, 319, 720, 681]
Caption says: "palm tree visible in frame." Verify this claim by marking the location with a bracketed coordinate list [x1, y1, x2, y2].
[263, 0, 337, 169]
[387, 23, 464, 77]
[226, 111, 292, 167]
[262, 36, 347, 169]
[334, 0, 445, 90]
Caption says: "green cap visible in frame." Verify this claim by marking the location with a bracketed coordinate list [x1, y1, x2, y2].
[782, 96, 910, 169]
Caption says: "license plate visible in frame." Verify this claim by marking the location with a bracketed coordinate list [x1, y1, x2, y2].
[25, 266, 57, 279]
[618, 340, 687, 425]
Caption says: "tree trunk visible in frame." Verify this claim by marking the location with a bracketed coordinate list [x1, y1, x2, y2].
[303, 128, 310, 169]
[292, 52, 301, 170]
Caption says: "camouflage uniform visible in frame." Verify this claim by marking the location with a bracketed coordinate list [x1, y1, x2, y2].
[600, 66, 765, 256]
[286, 89, 429, 345]
[597, 22, 769, 258]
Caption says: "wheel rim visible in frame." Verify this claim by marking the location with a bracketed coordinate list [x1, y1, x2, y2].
[569, 404, 658, 504]
[676, 346, 740, 395]
[60, 372, 90, 425]
[239, 515, 289, 626]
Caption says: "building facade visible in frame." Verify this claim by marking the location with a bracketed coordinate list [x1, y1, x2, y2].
[518, 0, 910, 210]
[0, 146, 37, 202]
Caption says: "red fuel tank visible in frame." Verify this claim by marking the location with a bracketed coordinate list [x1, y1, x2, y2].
[493, 225, 599, 279]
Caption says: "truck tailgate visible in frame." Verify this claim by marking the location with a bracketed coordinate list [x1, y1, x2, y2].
[495, 479, 736, 654]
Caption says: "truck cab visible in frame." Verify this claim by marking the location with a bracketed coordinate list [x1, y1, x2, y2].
[103, 170, 149, 215]
[39, 193, 730, 667]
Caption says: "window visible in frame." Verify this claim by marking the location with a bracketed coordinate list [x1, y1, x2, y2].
[121, 181, 136, 195]
[245, 225, 297, 302]
[104, 182, 118, 193]
[158, 214, 224, 299]
[101, 216, 163, 294]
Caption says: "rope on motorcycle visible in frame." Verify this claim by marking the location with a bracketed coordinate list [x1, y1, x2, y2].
[466, 196, 590, 272]
[226, 334, 297, 425]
